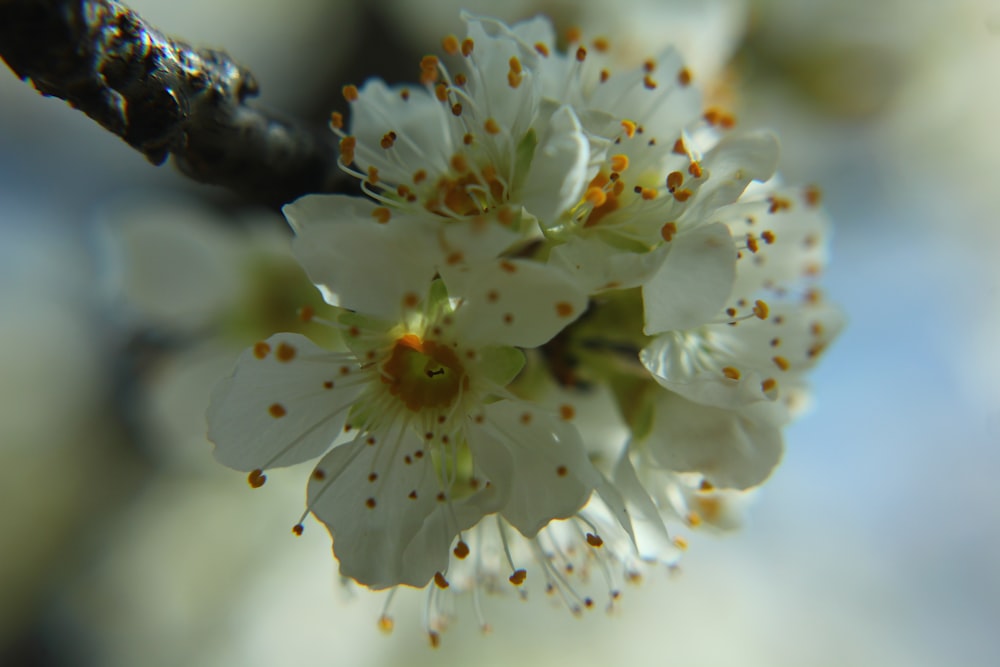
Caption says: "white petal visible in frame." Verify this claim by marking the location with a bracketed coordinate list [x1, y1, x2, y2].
[284, 195, 438, 320]
[349, 79, 451, 182]
[443, 259, 588, 348]
[462, 14, 542, 141]
[550, 236, 668, 294]
[400, 483, 507, 572]
[682, 131, 780, 219]
[307, 431, 444, 589]
[646, 393, 783, 490]
[207, 333, 363, 471]
[643, 221, 736, 334]
[612, 453, 677, 561]
[724, 187, 831, 302]
[439, 213, 522, 263]
[520, 105, 589, 224]
[467, 400, 599, 537]
[640, 332, 771, 409]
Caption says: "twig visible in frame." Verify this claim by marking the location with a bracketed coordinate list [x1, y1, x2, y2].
[0, 0, 345, 205]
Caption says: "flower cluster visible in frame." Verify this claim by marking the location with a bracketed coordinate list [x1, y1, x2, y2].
[207, 12, 840, 642]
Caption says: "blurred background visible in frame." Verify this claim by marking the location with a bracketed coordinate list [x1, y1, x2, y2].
[1, 0, 998, 665]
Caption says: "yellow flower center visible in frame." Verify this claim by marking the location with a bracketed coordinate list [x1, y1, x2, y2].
[382, 334, 467, 411]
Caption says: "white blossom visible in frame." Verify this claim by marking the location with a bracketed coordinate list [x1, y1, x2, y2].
[208, 260, 599, 590]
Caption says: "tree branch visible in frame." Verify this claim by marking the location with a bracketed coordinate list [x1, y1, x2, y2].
[0, 0, 345, 205]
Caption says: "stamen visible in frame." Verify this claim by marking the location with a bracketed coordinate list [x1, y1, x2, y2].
[610, 154, 629, 172]
[248, 469, 266, 488]
[441, 35, 459, 55]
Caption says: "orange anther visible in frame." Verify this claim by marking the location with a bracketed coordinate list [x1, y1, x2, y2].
[342, 84, 359, 102]
[253, 341, 270, 359]
[509, 569, 527, 585]
[661, 222, 677, 242]
[678, 67, 692, 86]
[722, 366, 741, 380]
[621, 120, 637, 138]
[753, 300, 770, 320]
[768, 196, 791, 214]
[268, 403, 286, 418]
[338, 136, 356, 164]
[534, 42, 550, 57]
[441, 34, 459, 55]
[555, 302, 575, 318]
[453, 540, 470, 559]
[434, 572, 450, 589]
[276, 342, 296, 362]
[610, 154, 629, 172]
[461, 38, 474, 57]
[586, 533, 604, 547]
[330, 112, 344, 129]
[450, 154, 468, 173]
[772, 356, 790, 371]
[372, 207, 391, 223]
[585, 186, 607, 207]
[248, 469, 266, 488]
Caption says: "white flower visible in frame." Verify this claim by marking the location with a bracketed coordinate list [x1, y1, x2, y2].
[459, 13, 791, 349]
[207, 259, 598, 590]
[328, 14, 594, 234]
[637, 185, 844, 488]
[204, 9, 843, 641]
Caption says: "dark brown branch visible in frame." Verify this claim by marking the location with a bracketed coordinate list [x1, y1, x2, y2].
[0, 0, 345, 205]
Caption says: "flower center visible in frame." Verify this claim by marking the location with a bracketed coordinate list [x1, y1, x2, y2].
[382, 334, 466, 411]
[425, 162, 507, 217]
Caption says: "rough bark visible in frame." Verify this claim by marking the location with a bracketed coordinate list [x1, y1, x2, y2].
[0, 0, 344, 205]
